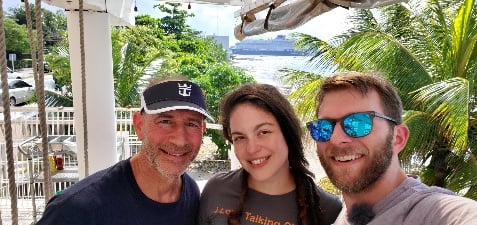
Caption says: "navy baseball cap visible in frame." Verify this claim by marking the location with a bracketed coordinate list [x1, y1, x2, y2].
[140, 80, 214, 122]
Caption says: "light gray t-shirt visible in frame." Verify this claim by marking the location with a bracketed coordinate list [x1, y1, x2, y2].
[333, 177, 477, 225]
[199, 169, 342, 225]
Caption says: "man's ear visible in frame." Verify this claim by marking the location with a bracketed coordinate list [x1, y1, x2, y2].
[202, 120, 207, 133]
[393, 124, 409, 154]
[133, 111, 145, 141]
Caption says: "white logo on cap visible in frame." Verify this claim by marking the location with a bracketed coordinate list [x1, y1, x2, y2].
[178, 83, 192, 97]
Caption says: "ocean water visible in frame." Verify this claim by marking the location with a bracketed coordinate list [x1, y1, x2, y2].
[230, 55, 311, 88]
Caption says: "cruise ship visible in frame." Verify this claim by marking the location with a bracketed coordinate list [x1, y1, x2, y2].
[230, 35, 303, 56]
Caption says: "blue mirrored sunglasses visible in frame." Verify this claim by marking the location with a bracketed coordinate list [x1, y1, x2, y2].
[306, 111, 397, 142]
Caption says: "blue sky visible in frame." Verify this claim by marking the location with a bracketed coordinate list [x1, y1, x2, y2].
[5, 0, 351, 47]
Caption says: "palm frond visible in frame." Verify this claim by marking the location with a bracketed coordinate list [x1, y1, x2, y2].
[451, 0, 477, 78]
[347, 8, 381, 34]
[280, 68, 319, 89]
[286, 74, 324, 122]
[410, 77, 469, 152]
[401, 1, 453, 80]
[401, 110, 439, 166]
[336, 31, 433, 104]
[445, 151, 477, 196]
[292, 33, 338, 74]
[44, 90, 73, 107]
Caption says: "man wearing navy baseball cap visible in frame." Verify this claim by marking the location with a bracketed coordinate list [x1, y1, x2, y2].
[38, 77, 212, 225]
[141, 78, 214, 121]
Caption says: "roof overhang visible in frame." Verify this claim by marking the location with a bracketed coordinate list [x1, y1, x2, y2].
[43, 0, 135, 26]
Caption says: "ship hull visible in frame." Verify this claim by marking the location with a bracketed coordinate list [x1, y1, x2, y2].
[230, 35, 304, 56]
[230, 49, 302, 56]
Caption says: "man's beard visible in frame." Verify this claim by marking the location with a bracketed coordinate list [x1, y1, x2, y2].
[319, 132, 393, 193]
[142, 140, 196, 179]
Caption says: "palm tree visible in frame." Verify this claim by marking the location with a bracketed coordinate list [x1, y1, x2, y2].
[111, 26, 171, 107]
[286, 0, 477, 199]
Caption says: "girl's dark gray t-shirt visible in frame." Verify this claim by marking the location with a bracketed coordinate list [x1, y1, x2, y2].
[199, 169, 342, 225]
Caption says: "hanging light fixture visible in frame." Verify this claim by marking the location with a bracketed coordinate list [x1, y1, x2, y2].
[134, 0, 138, 12]
[188, 2, 191, 9]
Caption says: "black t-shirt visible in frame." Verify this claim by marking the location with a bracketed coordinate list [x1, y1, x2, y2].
[37, 158, 200, 225]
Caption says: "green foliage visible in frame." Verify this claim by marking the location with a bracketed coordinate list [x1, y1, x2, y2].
[28, 90, 73, 107]
[45, 45, 71, 92]
[8, 4, 67, 48]
[281, 68, 325, 122]
[172, 37, 228, 76]
[111, 26, 168, 107]
[41, 9, 67, 47]
[44, 90, 73, 107]
[179, 64, 202, 79]
[155, 2, 194, 38]
[4, 17, 30, 53]
[134, 14, 164, 37]
[177, 36, 226, 60]
[176, 53, 209, 75]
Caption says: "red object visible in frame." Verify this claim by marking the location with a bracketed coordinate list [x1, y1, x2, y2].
[56, 156, 64, 170]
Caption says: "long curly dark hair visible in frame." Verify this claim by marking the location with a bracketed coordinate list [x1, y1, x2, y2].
[219, 83, 323, 225]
